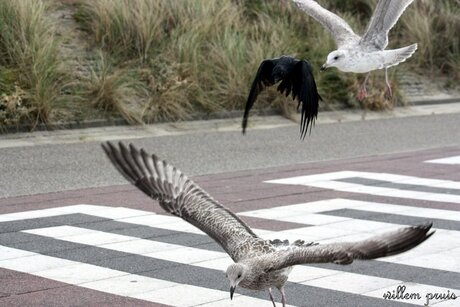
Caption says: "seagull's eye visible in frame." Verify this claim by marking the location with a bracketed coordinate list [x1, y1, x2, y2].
[237, 274, 242, 278]
[333, 56, 339, 60]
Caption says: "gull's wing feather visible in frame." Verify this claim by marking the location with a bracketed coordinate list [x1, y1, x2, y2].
[294, 0, 359, 47]
[102, 141, 259, 261]
[242, 60, 275, 134]
[360, 0, 415, 50]
[277, 60, 321, 139]
[265, 223, 433, 270]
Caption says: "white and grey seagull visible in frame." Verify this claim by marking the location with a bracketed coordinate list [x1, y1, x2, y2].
[102, 141, 434, 307]
[294, 0, 418, 100]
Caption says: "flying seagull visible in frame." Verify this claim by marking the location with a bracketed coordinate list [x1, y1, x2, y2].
[294, 0, 417, 100]
[242, 56, 322, 139]
[102, 141, 434, 307]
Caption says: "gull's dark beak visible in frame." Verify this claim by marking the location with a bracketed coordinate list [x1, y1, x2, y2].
[320, 64, 327, 72]
[230, 286, 236, 300]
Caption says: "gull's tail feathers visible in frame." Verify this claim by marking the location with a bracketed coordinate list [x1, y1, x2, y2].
[384, 43, 417, 68]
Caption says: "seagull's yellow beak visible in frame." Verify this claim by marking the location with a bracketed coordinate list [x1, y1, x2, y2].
[320, 63, 328, 71]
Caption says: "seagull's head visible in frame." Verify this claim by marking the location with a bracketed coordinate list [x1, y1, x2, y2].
[226, 263, 247, 300]
[321, 50, 346, 71]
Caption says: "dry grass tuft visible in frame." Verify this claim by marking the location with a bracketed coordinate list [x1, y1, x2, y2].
[0, 0, 65, 129]
[81, 52, 144, 124]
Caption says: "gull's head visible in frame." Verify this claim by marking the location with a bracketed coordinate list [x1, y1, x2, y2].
[321, 50, 346, 71]
[226, 263, 247, 300]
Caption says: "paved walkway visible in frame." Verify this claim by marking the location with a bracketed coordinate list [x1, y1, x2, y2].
[1, 102, 460, 149]
[1, 145, 459, 306]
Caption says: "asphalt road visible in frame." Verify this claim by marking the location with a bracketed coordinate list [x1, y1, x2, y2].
[1, 106, 460, 198]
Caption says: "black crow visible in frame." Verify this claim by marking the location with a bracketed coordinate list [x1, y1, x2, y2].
[242, 56, 322, 139]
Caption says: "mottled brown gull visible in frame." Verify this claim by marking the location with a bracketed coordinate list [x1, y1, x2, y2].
[294, 0, 417, 100]
[102, 141, 434, 307]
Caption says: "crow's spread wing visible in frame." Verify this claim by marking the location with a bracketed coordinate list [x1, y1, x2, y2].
[242, 60, 275, 134]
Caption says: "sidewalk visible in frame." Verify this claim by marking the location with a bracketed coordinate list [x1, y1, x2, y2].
[1, 100, 460, 149]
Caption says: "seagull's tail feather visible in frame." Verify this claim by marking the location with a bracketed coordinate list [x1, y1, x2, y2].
[384, 43, 417, 68]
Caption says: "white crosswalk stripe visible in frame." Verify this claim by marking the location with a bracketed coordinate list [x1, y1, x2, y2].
[425, 155, 460, 165]
[266, 171, 460, 203]
[241, 198, 460, 222]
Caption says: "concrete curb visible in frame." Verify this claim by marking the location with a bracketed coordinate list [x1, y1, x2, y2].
[2, 97, 459, 135]
[1, 100, 459, 149]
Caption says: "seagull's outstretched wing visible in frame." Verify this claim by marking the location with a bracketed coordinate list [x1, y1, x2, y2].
[360, 0, 415, 51]
[277, 60, 321, 139]
[293, 0, 359, 48]
[102, 142, 259, 261]
[242, 60, 276, 135]
[265, 223, 434, 270]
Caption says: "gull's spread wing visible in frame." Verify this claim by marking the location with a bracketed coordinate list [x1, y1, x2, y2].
[294, 0, 360, 48]
[360, 0, 415, 50]
[264, 223, 433, 270]
[102, 142, 259, 261]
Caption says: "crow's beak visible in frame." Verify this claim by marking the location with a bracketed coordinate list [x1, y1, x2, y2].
[230, 286, 236, 300]
[320, 64, 327, 72]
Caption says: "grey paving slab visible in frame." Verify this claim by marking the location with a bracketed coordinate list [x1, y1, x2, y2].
[338, 177, 460, 195]
[322, 208, 460, 231]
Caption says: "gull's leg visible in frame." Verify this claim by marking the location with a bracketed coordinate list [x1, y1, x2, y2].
[268, 288, 276, 307]
[358, 72, 371, 101]
[384, 68, 393, 99]
[279, 287, 286, 307]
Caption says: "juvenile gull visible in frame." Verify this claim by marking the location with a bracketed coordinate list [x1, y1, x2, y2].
[294, 0, 417, 100]
[102, 141, 434, 307]
[242, 56, 322, 139]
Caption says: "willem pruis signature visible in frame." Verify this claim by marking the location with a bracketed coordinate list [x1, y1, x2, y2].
[383, 285, 457, 306]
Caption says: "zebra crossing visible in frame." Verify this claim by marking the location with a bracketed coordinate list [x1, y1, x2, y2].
[1, 151, 460, 306]
[1, 193, 459, 306]
[266, 171, 460, 204]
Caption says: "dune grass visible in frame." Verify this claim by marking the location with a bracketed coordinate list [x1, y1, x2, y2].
[0, 0, 65, 129]
[75, 0, 435, 122]
[0, 0, 458, 129]
[79, 52, 146, 124]
[399, 0, 460, 84]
